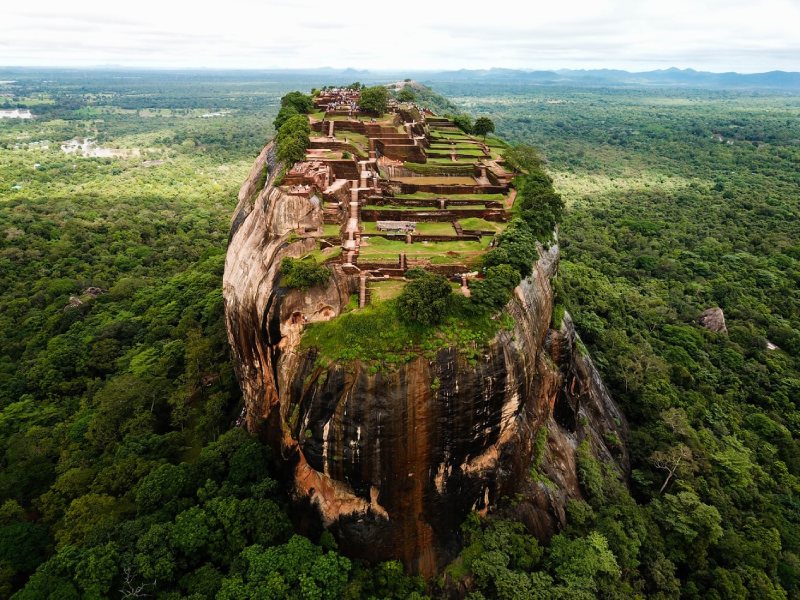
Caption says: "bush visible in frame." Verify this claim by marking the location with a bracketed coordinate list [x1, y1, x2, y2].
[275, 115, 311, 166]
[397, 270, 453, 326]
[397, 88, 416, 102]
[280, 258, 330, 290]
[473, 117, 495, 139]
[483, 220, 538, 278]
[273, 91, 313, 130]
[281, 91, 314, 113]
[469, 264, 520, 311]
[359, 86, 389, 116]
[273, 105, 298, 130]
[451, 113, 474, 134]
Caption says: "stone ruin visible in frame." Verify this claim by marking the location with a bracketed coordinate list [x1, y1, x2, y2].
[274, 85, 515, 305]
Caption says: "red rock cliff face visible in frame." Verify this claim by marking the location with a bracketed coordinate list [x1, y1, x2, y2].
[223, 146, 629, 576]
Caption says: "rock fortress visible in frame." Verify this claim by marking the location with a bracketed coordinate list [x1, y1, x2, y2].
[223, 82, 628, 576]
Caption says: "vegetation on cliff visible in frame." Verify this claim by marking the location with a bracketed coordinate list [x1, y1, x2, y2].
[275, 114, 311, 166]
[279, 257, 331, 290]
[273, 91, 314, 130]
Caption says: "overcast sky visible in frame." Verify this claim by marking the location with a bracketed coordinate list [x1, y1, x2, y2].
[2, 0, 799, 72]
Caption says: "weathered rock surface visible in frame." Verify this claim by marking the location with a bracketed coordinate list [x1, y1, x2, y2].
[223, 148, 629, 576]
[699, 307, 727, 333]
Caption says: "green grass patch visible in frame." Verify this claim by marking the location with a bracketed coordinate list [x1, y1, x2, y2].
[369, 279, 407, 302]
[426, 157, 478, 165]
[302, 245, 342, 263]
[322, 223, 342, 236]
[392, 176, 477, 185]
[403, 162, 475, 175]
[431, 131, 471, 139]
[458, 218, 507, 233]
[358, 236, 491, 266]
[413, 222, 457, 235]
[394, 192, 506, 201]
[364, 203, 487, 211]
[429, 143, 482, 150]
[364, 204, 436, 211]
[485, 135, 508, 148]
[301, 296, 508, 367]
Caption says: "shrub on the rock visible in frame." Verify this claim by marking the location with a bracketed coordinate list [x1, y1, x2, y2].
[397, 270, 452, 326]
[280, 258, 330, 290]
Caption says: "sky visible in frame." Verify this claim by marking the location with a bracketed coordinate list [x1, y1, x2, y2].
[2, 0, 799, 73]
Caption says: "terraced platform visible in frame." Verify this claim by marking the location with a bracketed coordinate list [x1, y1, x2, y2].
[280, 86, 516, 306]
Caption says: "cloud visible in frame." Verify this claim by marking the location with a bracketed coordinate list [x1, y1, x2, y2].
[1, 0, 798, 71]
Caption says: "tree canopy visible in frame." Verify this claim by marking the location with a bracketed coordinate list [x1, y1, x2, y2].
[397, 270, 453, 326]
[473, 116, 495, 139]
[358, 86, 389, 116]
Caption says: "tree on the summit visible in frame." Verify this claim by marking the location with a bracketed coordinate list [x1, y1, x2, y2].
[273, 91, 313, 129]
[397, 88, 416, 102]
[359, 86, 389, 116]
[473, 117, 496, 140]
[452, 113, 473, 134]
[397, 270, 452, 326]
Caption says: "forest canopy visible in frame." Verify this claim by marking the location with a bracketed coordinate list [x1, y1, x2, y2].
[0, 70, 798, 599]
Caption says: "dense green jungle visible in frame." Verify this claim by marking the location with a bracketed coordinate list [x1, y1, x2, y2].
[1, 69, 799, 599]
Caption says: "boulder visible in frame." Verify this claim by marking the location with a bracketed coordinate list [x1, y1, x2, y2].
[699, 307, 727, 333]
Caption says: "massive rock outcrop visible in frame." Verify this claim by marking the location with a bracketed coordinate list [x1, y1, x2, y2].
[223, 144, 629, 576]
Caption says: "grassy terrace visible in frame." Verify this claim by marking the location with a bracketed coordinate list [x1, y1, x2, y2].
[361, 221, 457, 236]
[413, 222, 458, 235]
[426, 157, 481, 165]
[457, 218, 507, 233]
[322, 223, 342, 236]
[429, 142, 480, 152]
[368, 279, 406, 301]
[394, 192, 506, 201]
[301, 245, 343, 263]
[357, 237, 491, 265]
[333, 131, 370, 156]
[391, 176, 477, 185]
[301, 296, 511, 367]
[485, 136, 508, 148]
[363, 204, 488, 211]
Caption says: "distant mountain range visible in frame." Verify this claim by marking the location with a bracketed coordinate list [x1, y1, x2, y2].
[2, 65, 799, 90]
[418, 67, 800, 89]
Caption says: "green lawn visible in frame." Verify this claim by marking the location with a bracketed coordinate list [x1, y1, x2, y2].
[458, 218, 507, 233]
[369, 279, 407, 302]
[300, 297, 509, 367]
[358, 237, 490, 265]
[363, 204, 487, 211]
[323, 223, 342, 236]
[413, 222, 457, 235]
[429, 143, 482, 150]
[302, 245, 343, 263]
[391, 176, 477, 185]
[426, 157, 479, 165]
[364, 204, 436, 211]
[394, 192, 506, 201]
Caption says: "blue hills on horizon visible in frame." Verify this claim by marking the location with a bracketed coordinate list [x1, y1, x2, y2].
[1, 65, 799, 89]
[420, 66, 800, 89]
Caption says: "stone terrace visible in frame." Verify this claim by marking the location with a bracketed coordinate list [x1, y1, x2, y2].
[279, 86, 516, 307]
